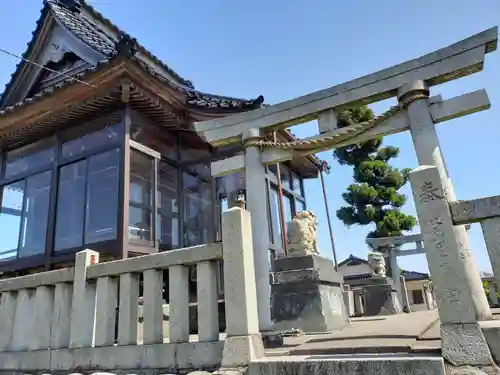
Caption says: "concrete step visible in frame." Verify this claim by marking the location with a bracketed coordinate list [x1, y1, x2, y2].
[248, 353, 445, 375]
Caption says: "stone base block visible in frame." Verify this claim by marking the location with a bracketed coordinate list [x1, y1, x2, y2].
[271, 255, 349, 333]
[262, 330, 284, 348]
[362, 281, 402, 316]
[221, 334, 265, 368]
[248, 354, 446, 375]
[479, 320, 500, 366]
[442, 322, 493, 366]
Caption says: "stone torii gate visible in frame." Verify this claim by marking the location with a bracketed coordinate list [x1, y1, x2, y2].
[194, 26, 498, 351]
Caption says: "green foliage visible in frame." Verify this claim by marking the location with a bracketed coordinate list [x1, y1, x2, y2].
[333, 106, 417, 242]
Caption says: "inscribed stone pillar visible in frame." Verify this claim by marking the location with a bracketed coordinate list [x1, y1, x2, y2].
[400, 81, 490, 321]
[410, 165, 492, 365]
[243, 129, 273, 332]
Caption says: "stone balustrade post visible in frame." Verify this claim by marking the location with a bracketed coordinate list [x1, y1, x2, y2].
[220, 207, 264, 368]
[0, 292, 16, 350]
[409, 165, 493, 365]
[400, 81, 491, 320]
[11, 289, 34, 351]
[70, 249, 99, 348]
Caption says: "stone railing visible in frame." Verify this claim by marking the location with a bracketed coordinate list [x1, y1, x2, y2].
[0, 207, 263, 374]
[482, 275, 499, 307]
[450, 195, 500, 308]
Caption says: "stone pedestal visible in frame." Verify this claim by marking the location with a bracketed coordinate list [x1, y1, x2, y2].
[271, 255, 349, 333]
[362, 277, 402, 316]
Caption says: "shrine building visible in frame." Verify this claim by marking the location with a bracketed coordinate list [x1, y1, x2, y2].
[0, 0, 322, 278]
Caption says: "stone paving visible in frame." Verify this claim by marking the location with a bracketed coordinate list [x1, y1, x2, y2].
[265, 310, 441, 357]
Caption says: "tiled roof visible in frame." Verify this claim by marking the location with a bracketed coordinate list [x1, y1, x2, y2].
[0, 0, 261, 111]
[401, 270, 429, 281]
[0, 55, 263, 117]
[79, 0, 194, 89]
[50, 0, 116, 57]
[0, 0, 322, 171]
[338, 254, 368, 267]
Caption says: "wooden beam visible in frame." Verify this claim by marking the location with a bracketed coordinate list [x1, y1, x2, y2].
[0, 58, 128, 135]
[260, 90, 490, 165]
[195, 27, 497, 145]
[120, 80, 131, 103]
[450, 195, 500, 225]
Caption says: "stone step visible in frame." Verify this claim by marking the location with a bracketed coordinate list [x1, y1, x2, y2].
[288, 338, 441, 356]
[248, 353, 445, 375]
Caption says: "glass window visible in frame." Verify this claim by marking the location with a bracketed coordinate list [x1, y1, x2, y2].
[4, 142, 55, 178]
[185, 161, 211, 181]
[216, 172, 245, 201]
[157, 161, 180, 249]
[19, 171, 51, 257]
[0, 180, 25, 260]
[267, 165, 277, 177]
[61, 123, 120, 159]
[283, 194, 293, 228]
[54, 161, 86, 250]
[179, 132, 211, 162]
[129, 150, 154, 244]
[297, 199, 307, 212]
[279, 165, 292, 189]
[291, 171, 303, 195]
[268, 187, 282, 249]
[130, 122, 177, 161]
[85, 149, 120, 244]
[0, 171, 52, 259]
[183, 173, 213, 246]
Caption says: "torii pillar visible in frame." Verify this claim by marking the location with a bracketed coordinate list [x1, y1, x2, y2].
[243, 129, 274, 332]
[399, 80, 491, 320]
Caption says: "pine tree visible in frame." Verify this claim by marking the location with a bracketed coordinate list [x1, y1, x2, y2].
[333, 106, 417, 251]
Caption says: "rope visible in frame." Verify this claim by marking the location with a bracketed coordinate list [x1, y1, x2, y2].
[0, 47, 97, 88]
[243, 91, 429, 151]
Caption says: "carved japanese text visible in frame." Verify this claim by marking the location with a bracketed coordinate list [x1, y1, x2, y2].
[419, 181, 443, 203]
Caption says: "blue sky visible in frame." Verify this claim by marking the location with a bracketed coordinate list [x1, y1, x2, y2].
[0, 0, 499, 273]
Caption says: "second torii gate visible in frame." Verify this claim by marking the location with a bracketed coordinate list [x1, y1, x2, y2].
[366, 233, 426, 307]
[194, 27, 498, 336]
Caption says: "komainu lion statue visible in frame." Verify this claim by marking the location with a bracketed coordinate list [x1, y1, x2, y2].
[367, 251, 386, 278]
[286, 210, 319, 257]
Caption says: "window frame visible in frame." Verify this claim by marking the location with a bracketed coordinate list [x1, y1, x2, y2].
[0, 114, 125, 272]
[0, 174, 52, 261]
[128, 144, 159, 248]
[265, 164, 307, 254]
